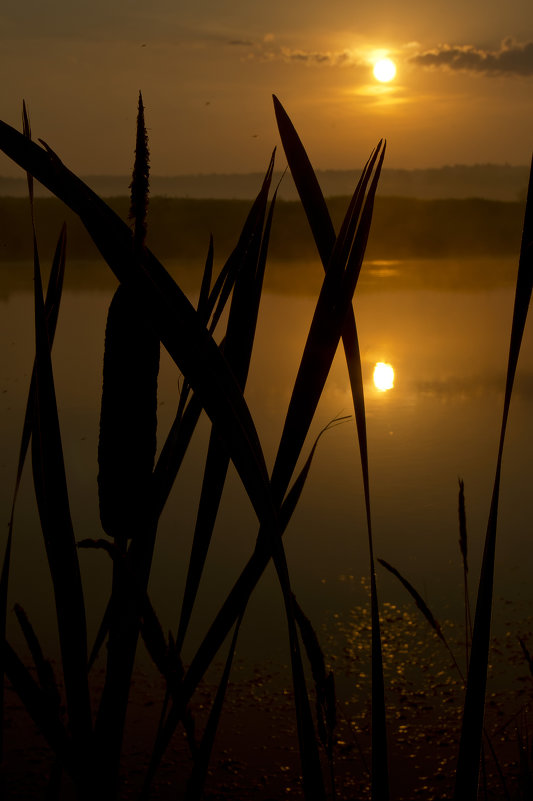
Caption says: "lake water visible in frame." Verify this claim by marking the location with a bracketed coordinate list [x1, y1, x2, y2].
[1, 255, 532, 678]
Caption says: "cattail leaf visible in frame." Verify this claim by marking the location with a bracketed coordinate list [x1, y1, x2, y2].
[293, 596, 337, 763]
[279, 415, 350, 531]
[275, 94, 389, 800]
[0, 109, 67, 762]
[269, 137, 384, 507]
[0, 118, 273, 528]
[454, 156, 533, 799]
[18, 105, 92, 766]
[152, 154, 275, 525]
[31, 221, 92, 755]
[197, 235, 214, 325]
[147, 419, 347, 790]
[146, 104, 385, 787]
[273, 96, 335, 265]
[176, 156, 276, 653]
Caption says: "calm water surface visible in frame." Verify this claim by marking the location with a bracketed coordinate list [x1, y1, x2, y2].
[1, 257, 532, 671]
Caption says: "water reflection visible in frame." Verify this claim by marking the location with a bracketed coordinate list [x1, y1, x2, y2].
[1, 258, 533, 660]
[373, 362, 395, 392]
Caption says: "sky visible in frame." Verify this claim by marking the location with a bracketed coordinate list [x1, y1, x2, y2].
[0, 0, 532, 178]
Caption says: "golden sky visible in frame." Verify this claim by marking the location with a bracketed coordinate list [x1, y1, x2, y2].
[0, 0, 532, 176]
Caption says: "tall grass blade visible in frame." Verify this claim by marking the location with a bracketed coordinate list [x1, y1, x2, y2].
[274, 94, 389, 800]
[152, 158, 276, 525]
[176, 157, 275, 653]
[518, 637, 533, 679]
[197, 234, 214, 325]
[293, 597, 337, 796]
[458, 478, 472, 670]
[454, 155, 533, 799]
[147, 420, 347, 784]
[31, 218, 93, 777]
[0, 208, 66, 768]
[268, 137, 384, 506]
[16, 104, 92, 792]
[0, 118, 274, 527]
[184, 615, 243, 801]
[14, 604, 61, 709]
[378, 558, 464, 680]
[3, 640, 74, 771]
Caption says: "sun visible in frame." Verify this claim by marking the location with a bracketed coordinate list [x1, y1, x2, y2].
[373, 362, 395, 392]
[373, 58, 397, 83]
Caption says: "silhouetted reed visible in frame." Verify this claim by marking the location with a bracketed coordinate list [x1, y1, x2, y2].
[0, 92, 531, 801]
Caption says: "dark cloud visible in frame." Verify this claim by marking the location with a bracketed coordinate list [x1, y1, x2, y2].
[410, 38, 533, 76]
[228, 39, 254, 46]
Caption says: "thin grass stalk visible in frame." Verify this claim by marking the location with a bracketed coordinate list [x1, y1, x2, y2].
[176, 159, 275, 654]
[268, 138, 384, 507]
[273, 94, 389, 800]
[31, 236, 93, 796]
[378, 558, 513, 799]
[0, 222, 66, 766]
[141, 420, 344, 795]
[458, 478, 472, 671]
[0, 108, 370, 800]
[0, 118, 275, 530]
[20, 104, 92, 795]
[184, 614, 243, 801]
[378, 558, 464, 680]
[293, 597, 337, 799]
[454, 156, 533, 799]
[3, 640, 75, 770]
[144, 125, 386, 787]
[141, 160, 280, 794]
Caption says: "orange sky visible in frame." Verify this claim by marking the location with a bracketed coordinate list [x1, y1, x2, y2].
[0, 0, 531, 177]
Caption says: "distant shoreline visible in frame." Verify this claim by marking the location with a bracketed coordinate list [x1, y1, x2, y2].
[0, 163, 529, 202]
[0, 195, 525, 264]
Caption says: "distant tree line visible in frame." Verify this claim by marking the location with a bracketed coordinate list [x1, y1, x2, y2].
[0, 195, 525, 263]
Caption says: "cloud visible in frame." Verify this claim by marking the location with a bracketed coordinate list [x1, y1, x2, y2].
[248, 44, 364, 68]
[410, 38, 533, 77]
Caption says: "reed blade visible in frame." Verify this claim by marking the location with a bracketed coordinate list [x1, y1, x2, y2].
[274, 94, 389, 800]
[176, 156, 275, 653]
[18, 105, 92, 780]
[3, 640, 74, 772]
[0, 217, 66, 767]
[0, 117, 274, 528]
[269, 137, 384, 507]
[197, 234, 214, 325]
[184, 615, 243, 801]
[454, 155, 533, 799]
[31, 221, 92, 761]
[147, 420, 344, 785]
